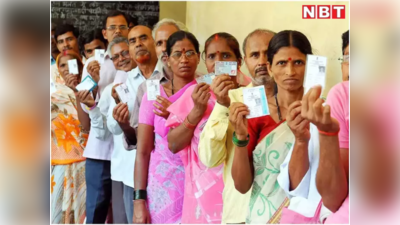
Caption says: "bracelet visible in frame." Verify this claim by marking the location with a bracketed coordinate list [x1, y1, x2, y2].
[133, 189, 147, 200]
[232, 132, 249, 147]
[183, 117, 196, 130]
[318, 129, 340, 136]
[86, 104, 97, 111]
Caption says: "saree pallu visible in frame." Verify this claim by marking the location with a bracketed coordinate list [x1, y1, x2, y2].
[324, 196, 349, 224]
[166, 85, 224, 223]
[51, 85, 87, 165]
[246, 122, 294, 224]
[139, 81, 197, 223]
[51, 82, 88, 224]
[51, 161, 86, 224]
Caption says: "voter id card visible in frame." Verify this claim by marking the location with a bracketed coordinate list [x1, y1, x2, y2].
[146, 79, 161, 101]
[196, 72, 216, 85]
[115, 83, 132, 104]
[303, 55, 327, 95]
[242, 85, 269, 119]
[95, 49, 105, 64]
[68, 59, 79, 74]
[215, 61, 237, 76]
[76, 76, 97, 92]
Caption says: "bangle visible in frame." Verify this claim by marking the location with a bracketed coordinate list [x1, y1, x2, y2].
[86, 104, 96, 111]
[183, 117, 196, 130]
[133, 189, 147, 200]
[318, 129, 340, 136]
[233, 132, 249, 147]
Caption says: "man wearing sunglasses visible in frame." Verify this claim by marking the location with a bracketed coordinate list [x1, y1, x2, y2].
[78, 10, 134, 224]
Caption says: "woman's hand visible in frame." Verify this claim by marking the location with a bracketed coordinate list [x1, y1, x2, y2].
[153, 96, 172, 119]
[287, 100, 310, 143]
[87, 60, 100, 83]
[301, 86, 339, 133]
[133, 200, 151, 224]
[211, 74, 235, 108]
[64, 74, 79, 92]
[191, 83, 211, 119]
[76, 90, 95, 108]
[229, 102, 250, 140]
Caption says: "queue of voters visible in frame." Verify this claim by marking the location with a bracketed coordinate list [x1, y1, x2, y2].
[50, 9, 350, 224]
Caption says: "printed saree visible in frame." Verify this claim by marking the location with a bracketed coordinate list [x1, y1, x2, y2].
[246, 122, 294, 224]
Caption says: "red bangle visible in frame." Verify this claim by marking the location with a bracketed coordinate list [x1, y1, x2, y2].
[318, 129, 340, 136]
[183, 117, 196, 130]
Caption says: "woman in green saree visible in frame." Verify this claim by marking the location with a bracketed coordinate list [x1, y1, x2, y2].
[230, 30, 312, 223]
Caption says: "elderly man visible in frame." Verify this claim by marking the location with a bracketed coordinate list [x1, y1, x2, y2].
[108, 20, 187, 222]
[78, 35, 136, 223]
[102, 25, 161, 223]
[78, 10, 134, 224]
[114, 19, 188, 151]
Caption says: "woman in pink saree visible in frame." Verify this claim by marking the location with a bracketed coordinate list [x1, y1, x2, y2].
[165, 33, 248, 223]
[132, 31, 200, 224]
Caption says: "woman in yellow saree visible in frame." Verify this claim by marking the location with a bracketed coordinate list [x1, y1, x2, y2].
[51, 50, 89, 223]
[230, 30, 312, 223]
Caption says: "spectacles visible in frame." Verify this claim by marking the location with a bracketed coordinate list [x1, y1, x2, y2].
[170, 50, 197, 60]
[111, 50, 130, 62]
[338, 55, 349, 64]
[106, 25, 129, 32]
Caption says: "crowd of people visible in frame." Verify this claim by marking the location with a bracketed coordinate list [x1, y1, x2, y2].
[51, 10, 350, 224]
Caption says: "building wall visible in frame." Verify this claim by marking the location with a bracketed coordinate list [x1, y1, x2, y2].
[159, 1, 187, 24]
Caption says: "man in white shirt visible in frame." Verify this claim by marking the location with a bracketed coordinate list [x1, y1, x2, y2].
[118, 19, 188, 150]
[78, 36, 136, 223]
[108, 25, 163, 223]
[76, 10, 131, 224]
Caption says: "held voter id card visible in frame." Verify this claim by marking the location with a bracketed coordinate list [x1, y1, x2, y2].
[68, 59, 79, 74]
[215, 61, 237, 76]
[196, 72, 216, 85]
[115, 83, 132, 104]
[303, 54, 327, 95]
[242, 86, 269, 119]
[95, 49, 105, 64]
[76, 76, 97, 92]
[146, 79, 161, 101]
